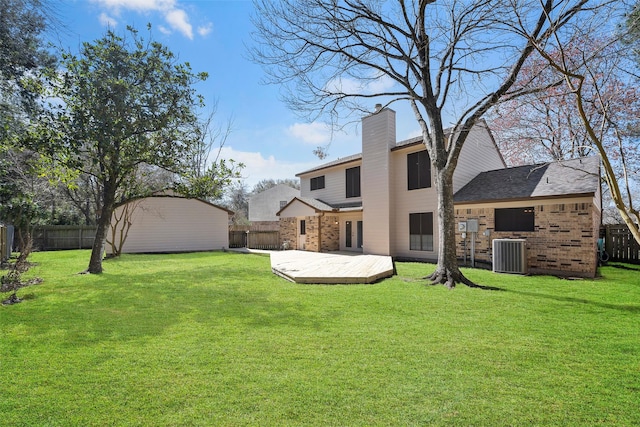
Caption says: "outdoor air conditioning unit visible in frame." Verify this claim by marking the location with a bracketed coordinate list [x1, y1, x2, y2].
[492, 239, 527, 274]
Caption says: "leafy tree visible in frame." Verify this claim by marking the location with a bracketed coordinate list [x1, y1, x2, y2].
[0, 0, 56, 240]
[37, 26, 209, 274]
[0, 0, 55, 143]
[0, 147, 51, 250]
[251, 0, 602, 287]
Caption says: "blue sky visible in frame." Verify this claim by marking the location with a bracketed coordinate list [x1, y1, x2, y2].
[53, 0, 423, 188]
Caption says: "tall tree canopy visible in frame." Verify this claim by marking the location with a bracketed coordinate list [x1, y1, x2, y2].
[0, 0, 55, 140]
[0, 0, 56, 248]
[37, 26, 209, 273]
[251, 0, 609, 287]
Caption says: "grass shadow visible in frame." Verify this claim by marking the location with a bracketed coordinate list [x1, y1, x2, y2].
[504, 288, 640, 313]
[607, 263, 640, 271]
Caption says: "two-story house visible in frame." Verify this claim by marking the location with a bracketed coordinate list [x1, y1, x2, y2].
[278, 106, 602, 277]
[277, 106, 504, 258]
[248, 184, 300, 230]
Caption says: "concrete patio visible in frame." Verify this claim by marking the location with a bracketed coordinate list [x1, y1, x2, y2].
[269, 250, 395, 284]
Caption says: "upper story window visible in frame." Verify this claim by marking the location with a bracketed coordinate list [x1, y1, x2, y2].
[279, 200, 287, 209]
[407, 150, 431, 190]
[495, 207, 535, 232]
[346, 166, 361, 198]
[310, 175, 325, 191]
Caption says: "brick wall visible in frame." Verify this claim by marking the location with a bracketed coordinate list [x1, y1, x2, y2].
[279, 217, 297, 250]
[321, 215, 340, 251]
[305, 216, 320, 252]
[454, 199, 599, 277]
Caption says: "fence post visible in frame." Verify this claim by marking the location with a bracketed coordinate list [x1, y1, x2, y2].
[605, 225, 612, 260]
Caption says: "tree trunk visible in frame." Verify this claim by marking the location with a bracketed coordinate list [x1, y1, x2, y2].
[87, 184, 115, 274]
[426, 165, 478, 289]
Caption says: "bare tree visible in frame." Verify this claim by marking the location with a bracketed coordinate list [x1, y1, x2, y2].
[251, 0, 602, 287]
[519, 8, 640, 245]
[174, 103, 244, 202]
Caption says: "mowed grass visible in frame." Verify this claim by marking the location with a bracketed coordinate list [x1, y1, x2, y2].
[1, 250, 639, 426]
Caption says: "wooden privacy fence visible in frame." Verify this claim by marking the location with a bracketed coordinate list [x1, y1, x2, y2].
[33, 226, 97, 251]
[229, 230, 280, 250]
[604, 224, 640, 264]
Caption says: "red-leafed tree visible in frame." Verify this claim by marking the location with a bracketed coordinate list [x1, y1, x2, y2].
[490, 22, 640, 244]
[489, 37, 640, 171]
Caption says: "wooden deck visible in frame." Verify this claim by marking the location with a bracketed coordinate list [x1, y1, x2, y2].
[270, 250, 395, 284]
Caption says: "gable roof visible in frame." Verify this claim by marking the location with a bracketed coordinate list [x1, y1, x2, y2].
[276, 197, 363, 216]
[453, 156, 600, 204]
[296, 120, 501, 176]
[296, 153, 362, 177]
[276, 197, 334, 216]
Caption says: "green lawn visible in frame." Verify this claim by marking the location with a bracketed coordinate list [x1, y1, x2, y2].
[1, 250, 639, 426]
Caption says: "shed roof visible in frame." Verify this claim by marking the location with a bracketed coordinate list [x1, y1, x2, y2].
[453, 156, 600, 204]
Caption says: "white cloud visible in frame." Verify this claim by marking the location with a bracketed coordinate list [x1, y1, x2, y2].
[197, 23, 213, 37]
[218, 147, 316, 188]
[99, 12, 118, 27]
[326, 72, 396, 95]
[158, 25, 172, 35]
[286, 122, 331, 146]
[165, 9, 193, 39]
[92, 0, 177, 13]
[92, 0, 201, 40]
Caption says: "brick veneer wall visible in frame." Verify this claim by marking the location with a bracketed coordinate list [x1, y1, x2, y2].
[279, 217, 297, 250]
[454, 200, 599, 277]
[305, 216, 320, 252]
[321, 215, 340, 251]
[279, 214, 341, 252]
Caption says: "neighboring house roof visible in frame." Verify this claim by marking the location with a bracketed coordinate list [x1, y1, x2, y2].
[453, 156, 600, 204]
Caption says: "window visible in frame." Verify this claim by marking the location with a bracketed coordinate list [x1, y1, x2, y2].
[495, 207, 535, 232]
[300, 219, 306, 235]
[279, 200, 287, 209]
[407, 150, 431, 190]
[346, 166, 361, 198]
[310, 175, 325, 191]
[410, 212, 433, 251]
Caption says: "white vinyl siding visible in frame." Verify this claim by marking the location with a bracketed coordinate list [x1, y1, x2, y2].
[299, 160, 362, 206]
[278, 200, 319, 218]
[361, 108, 395, 256]
[452, 124, 505, 192]
[108, 196, 229, 254]
[390, 145, 439, 259]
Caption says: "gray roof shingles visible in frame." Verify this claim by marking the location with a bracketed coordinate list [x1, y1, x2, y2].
[453, 156, 600, 203]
